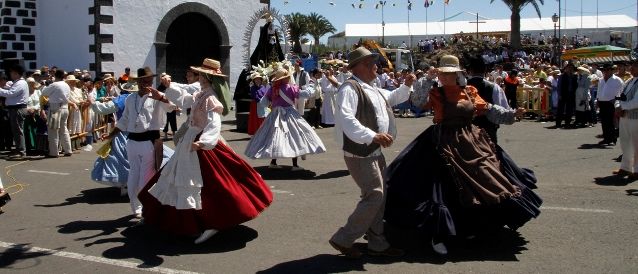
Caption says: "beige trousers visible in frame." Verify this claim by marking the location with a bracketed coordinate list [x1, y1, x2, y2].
[619, 117, 638, 172]
[330, 154, 390, 252]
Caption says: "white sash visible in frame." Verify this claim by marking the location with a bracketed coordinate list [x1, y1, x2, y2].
[279, 89, 296, 107]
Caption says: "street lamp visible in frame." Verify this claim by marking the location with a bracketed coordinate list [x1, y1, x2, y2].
[552, 13, 560, 65]
[380, 1, 386, 46]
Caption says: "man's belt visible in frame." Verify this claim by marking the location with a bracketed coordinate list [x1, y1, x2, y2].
[128, 130, 160, 142]
[5, 104, 26, 109]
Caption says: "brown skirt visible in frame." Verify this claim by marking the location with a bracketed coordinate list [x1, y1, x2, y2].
[436, 124, 521, 207]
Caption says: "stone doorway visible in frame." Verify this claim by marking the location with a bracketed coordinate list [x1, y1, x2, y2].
[155, 2, 230, 83]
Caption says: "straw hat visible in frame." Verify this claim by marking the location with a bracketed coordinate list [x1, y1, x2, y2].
[64, 75, 80, 83]
[347, 46, 378, 69]
[437, 55, 463, 73]
[26, 77, 41, 88]
[270, 68, 292, 82]
[190, 58, 227, 77]
[102, 73, 116, 83]
[131, 67, 157, 80]
[577, 66, 590, 74]
[119, 82, 139, 92]
[250, 72, 264, 80]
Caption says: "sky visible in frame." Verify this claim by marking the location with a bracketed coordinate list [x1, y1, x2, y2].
[270, 0, 638, 42]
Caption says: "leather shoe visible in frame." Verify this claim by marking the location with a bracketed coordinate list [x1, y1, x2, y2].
[628, 173, 638, 180]
[367, 247, 405, 257]
[329, 240, 362, 259]
[612, 169, 631, 176]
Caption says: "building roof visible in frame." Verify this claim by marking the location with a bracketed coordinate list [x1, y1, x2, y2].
[345, 14, 637, 37]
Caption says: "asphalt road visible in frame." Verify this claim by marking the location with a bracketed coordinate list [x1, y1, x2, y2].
[0, 113, 637, 274]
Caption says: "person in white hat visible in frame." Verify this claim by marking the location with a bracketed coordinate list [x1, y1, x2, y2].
[329, 46, 415, 259]
[574, 66, 592, 128]
[139, 58, 272, 244]
[247, 72, 268, 135]
[102, 67, 175, 218]
[24, 77, 43, 153]
[384, 55, 541, 256]
[41, 70, 77, 158]
[65, 75, 85, 136]
[244, 66, 326, 170]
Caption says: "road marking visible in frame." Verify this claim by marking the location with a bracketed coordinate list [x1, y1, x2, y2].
[27, 170, 70, 176]
[271, 189, 291, 194]
[541, 206, 613, 213]
[0, 241, 200, 274]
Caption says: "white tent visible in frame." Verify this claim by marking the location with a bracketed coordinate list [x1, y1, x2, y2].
[345, 14, 637, 37]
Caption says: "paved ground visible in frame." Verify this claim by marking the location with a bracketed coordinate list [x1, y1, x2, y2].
[0, 113, 637, 274]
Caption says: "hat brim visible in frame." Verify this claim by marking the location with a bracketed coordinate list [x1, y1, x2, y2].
[190, 66, 227, 77]
[130, 75, 156, 81]
[348, 53, 379, 69]
[272, 73, 292, 83]
[65, 79, 80, 83]
[119, 84, 139, 92]
[437, 67, 463, 73]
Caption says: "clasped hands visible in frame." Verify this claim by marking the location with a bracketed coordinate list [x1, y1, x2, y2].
[373, 133, 394, 148]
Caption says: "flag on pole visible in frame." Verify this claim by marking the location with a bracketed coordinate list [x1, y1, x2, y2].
[424, 0, 433, 8]
[444, 0, 450, 4]
[408, 0, 413, 10]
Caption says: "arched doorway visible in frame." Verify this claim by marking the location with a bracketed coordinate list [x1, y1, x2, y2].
[165, 13, 220, 83]
[155, 3, 231, 83]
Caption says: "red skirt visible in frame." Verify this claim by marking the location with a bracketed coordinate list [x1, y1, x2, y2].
[138, 142, 273, 236]
[247, 101, 264, 135]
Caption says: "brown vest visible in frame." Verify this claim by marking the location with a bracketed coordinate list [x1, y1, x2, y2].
[342, 78, 388, 157]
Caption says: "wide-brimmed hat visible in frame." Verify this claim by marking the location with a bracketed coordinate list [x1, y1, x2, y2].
[64, 75, 80, 83]
[347, 47, 378, 69]
[577, 66, 590, 74]
[131, 67, 157, 80]
[271, 68, 292, 82]
[102, 73, 116, 83]
[26, 77, 41, 88]
[551, 69, 561, 74]
[601, 63, 615, 71]
[32, 70, 41, 76]
[119, 82, 139, 92]
[191, 59, 227, 77]
[250, 72, 264, 80]
[437, 55, 463, 73]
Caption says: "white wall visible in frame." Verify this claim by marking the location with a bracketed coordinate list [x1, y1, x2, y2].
[36, 0, 93, 72]
[101, 0, 268, 91]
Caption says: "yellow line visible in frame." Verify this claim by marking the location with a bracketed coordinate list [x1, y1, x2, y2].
[4, 160, 30, 195]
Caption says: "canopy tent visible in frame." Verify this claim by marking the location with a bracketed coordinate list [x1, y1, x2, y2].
[561, 45, 632, 63]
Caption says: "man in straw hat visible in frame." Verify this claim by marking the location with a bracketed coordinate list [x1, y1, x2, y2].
[103, 67, 175, 218]
[42, 70, 77, 158]
[613, 60, 638, 178]
[329, 46, 415, 258]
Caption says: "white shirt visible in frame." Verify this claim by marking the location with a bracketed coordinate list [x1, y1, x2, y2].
[116, 92, 172, 133]
[0, 78, 29, 106]
[173, 81, 201, 95]
[334, 75, 411, 153]
[42, 81, 71, 104]
[26, 89, 41, 111]
[618, 77, 638, 110]
[597, 75, 623, 102]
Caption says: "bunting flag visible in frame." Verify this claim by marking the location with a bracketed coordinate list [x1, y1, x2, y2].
[444, 0, 450, 4]
[408, 1, 412, 10]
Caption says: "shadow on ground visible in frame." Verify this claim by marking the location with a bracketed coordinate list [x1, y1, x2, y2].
[258, 226, 527, 273]
[0, 243, 63, 269]
[33, 187, 128, 207]
[578, 143, 613, 150]
[626, 189, 638, 196]
[253, 166, 349, 181]
[594, 175, 636, 186]
[96, 225, 258, 267]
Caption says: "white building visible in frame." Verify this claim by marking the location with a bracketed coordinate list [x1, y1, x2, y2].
[0, 0, 271, 89]
[329, 14, 638, 49]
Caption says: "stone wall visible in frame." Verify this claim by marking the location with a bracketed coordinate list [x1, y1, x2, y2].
[0, 0, 37, 71]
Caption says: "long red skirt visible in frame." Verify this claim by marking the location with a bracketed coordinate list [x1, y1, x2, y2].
[138, 141, 273, 236]
[247, 101, 264, 135]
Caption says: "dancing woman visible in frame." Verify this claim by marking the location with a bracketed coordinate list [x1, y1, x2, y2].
[139, 59, 273, 244]
[245, 68, 326, 170]
[384, 55, 542, 255]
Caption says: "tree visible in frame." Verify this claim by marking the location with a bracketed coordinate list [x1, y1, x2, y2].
[306, 12, 336, 54]
[490, 0, 545, 49]
[285, 13, 309, 54]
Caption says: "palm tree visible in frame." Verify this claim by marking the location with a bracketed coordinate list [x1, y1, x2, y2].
[490, 0, 545, 49]
[306, 12, 336, 54]
[285, 13, 309, 54]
